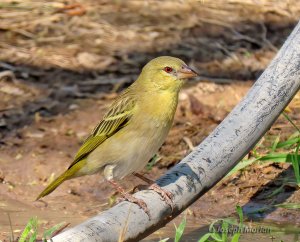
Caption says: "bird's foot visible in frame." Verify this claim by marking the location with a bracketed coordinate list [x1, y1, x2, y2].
[118, 193, 150, 217]
[133, 172, 154, 184]
[133, 173, 174, 210]
[149, 183, 174, 211]
[108, 179, 150, 217]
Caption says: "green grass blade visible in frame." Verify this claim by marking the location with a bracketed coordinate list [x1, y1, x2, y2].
[226, 159, 258, 177]
[294, 135, 300, 184]
[288, 131, 300, 140]
[282, 111, 300, 183]
[174, 215, 186, 242]
[276, 137, 300, 149]
[29, 232, 37, 242]
[221, 220, 229, 241]
[282, 112, 300, 133]
[296, 139, 300, 154]
[231, 233, 241, 242]
[198, 233, 213, 242]
[209, 232, 223, 242]
[19, 222, 31, 242]
[271, 135, 281, 152]
[29, 217, 38, 242]
[287, 154, 300, 184]
[236, 206, 243, 228]
[257, 153, 299, 163]
[292, 154, 300, 184]
[275, 203, 300, 209]
[19, 217, 38, 242]
[43, 222, 66, 240]
[146, 154, 160, 170]
[265, 184, 285, 198]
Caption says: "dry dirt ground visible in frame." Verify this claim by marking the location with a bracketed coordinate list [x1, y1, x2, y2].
[1, 1, 300, 241]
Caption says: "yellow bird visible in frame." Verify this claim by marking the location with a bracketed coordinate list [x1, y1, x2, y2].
[36, 56, 198, 213]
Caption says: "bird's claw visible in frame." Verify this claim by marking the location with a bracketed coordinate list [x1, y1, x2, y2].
[149, 183, 174, 211]
[118, 193, 150, 218]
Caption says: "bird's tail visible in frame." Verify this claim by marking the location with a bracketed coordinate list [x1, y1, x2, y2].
[36, 161, 83, 200]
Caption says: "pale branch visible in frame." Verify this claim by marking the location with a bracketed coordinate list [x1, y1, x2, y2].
[52, 21, 300, 242]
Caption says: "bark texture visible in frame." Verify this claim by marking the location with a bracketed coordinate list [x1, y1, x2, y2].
[52, 21, 300, 242]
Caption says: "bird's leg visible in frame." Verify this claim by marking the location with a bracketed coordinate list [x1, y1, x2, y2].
[108, 179, 126, 194]
[133, 172, 174, 210]
[132, 172, 154, 192]
[108, 179, 150, 217]
[133, 172, 154, 184]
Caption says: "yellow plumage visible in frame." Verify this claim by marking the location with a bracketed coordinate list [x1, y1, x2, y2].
[36, 56, 197, 200]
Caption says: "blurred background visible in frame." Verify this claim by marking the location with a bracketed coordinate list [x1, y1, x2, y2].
[1, 0, 300, 241]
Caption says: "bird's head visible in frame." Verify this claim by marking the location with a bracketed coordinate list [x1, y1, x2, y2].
[137, 56, 198, 92]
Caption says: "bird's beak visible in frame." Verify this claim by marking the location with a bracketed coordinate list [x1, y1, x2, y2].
[177, 65, 198, 79]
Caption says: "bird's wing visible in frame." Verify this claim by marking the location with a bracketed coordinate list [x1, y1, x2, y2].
[68, 94, 136, 169]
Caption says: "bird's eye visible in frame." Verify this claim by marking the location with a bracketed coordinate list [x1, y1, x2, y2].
[164, 66, 173, 73]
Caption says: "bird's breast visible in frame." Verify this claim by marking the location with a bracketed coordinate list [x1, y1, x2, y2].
[137, 90, 179, 122]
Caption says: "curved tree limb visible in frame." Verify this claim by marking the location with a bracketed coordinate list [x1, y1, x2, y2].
[52, 21, 300, 242]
